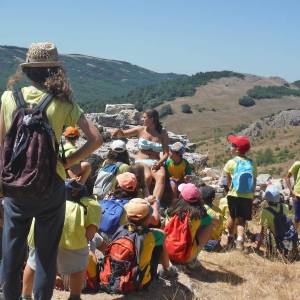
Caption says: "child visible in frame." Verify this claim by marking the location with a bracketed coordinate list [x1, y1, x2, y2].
[201, 185, 224, 251]
[223, 135, 256, 250]
[165, 142, 192, 199]
[165, 183, 213, 269]
[21, 181, 101, 300]
[93, 139, 130, 199]
[255, 185, 297, 260]
[99, 198, 177, 293]
[62, 126, 92, 184]
[285, 160, 300, 233]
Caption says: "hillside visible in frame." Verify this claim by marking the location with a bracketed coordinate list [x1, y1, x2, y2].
[0, 45, 184, 111]
[159, 75, 300, 140]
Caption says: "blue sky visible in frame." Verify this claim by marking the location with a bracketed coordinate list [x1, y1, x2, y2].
[1, 0, 299, 81]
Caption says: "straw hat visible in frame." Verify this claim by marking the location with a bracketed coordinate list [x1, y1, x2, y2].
[20, 42, 63, 68]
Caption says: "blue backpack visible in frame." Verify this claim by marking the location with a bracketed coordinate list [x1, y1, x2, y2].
[232, 157, 254, 193]
[93, 162, 122, 199]
[99, 198, 129, 236]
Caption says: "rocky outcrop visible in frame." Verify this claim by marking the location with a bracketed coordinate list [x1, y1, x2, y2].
[240, 109, 300, 137]
[105, 104, 136, 114]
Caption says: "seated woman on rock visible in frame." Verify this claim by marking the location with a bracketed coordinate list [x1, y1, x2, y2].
[112, 109, 169, 206]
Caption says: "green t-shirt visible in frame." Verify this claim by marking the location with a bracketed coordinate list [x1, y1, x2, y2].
[165, 158, 192, 181]
[223, 156, 257, 199]
[288, 161, 300, 197]
[28, 197, 101, 250]
[1, 86, 83, 179]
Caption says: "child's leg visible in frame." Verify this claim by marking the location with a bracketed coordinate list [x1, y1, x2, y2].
[69, 270, 85, 299]
[22, 264, 35, 298]
[196, 224, 213, 250]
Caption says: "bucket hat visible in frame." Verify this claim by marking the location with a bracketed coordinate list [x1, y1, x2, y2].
[124, 198, 152, 221]
[64, 126, 79, 139]
[116, 172, 137, 192]
[20, 42, 63, 68]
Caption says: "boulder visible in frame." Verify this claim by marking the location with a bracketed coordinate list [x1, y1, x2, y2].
[256, 174, 272, 186]
[105, 104, 136, 114]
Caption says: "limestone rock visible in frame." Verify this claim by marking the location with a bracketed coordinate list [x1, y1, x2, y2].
[105, 104, 135, 114]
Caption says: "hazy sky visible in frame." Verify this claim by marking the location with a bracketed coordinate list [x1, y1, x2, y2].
[1, 0, 299, 81]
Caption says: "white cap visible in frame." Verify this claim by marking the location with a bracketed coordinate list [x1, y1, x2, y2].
[111, 140, 126, 153]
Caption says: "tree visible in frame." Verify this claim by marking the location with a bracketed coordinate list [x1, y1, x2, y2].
[239, 96, 255, 107]
[159, 104, 173, 118]
[181, 104, 192, 113]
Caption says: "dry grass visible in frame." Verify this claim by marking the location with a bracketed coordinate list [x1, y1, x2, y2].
[53, 248, 300, 300]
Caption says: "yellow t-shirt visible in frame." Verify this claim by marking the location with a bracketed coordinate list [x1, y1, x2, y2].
[28, 197, 101, 250]
[1, 86, 83, 179]
[219, 196, 229, 221]
[223, 156, 257, 199]
[260, 203, 290, 234]
[139, 229, 165, 286]
[288, 161, 300, 197]
[204, 204, 224, 240]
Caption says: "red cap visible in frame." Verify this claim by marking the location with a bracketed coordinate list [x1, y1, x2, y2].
[227, 135, 250, 154]
[179, 183, 201, 203]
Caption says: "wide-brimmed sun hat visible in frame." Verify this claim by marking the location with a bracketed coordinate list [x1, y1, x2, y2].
[116, 172, 137, 192]
[124, 198, 153, 221]
[20, 42, 63, 68]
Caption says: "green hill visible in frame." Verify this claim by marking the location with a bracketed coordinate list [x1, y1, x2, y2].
[0, 45, 184, 111]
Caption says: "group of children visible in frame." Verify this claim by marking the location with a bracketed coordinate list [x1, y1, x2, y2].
[17, 128, 300, 300]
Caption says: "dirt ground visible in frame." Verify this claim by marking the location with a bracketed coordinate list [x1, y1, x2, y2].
[52, 248, 300, 300]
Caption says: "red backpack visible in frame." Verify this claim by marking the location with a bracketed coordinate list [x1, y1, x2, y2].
[164, 212, 193, 263]
[99, 224, 146, 294]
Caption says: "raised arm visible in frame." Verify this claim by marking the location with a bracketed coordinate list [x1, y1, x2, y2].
[63, 115, 102, 169]
[112, 126, 142, 139]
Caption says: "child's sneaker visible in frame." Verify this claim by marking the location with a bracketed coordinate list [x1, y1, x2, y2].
[158, 265, 178, 279]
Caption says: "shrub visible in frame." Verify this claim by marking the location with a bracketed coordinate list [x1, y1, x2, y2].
[159, 104, 173, 118]
[181, 104, 192, 113]
[239, 96, 256, 107]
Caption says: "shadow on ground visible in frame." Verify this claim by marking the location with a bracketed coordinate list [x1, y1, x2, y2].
[188, 262, 245, 286]
[95, 278, 194, 300]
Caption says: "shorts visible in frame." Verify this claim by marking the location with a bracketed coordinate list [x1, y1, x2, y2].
[227, 195, 252, 220]
[293, 197, 300, 222]
[27, 246, 89, 275]
[135, 159, 157, 167]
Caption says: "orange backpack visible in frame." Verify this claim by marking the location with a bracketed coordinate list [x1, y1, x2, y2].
[99, 224, 146, 294]
[164, 213, 193, 263]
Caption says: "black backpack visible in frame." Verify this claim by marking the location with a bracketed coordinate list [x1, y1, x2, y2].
[0, 89, 58, 201]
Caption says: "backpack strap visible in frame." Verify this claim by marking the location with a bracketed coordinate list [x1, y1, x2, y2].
[12, 89, 26, 109]
[32, 93, 54, 115]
